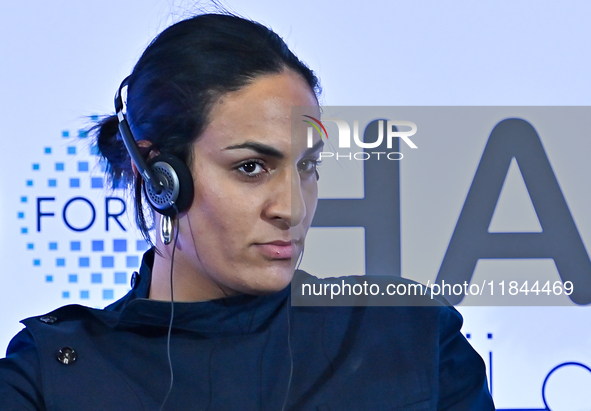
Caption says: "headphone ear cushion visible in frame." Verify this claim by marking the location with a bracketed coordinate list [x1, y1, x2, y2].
[145, 153, 194, 216]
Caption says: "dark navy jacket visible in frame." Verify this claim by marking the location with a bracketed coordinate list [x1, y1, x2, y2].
[0, 250, 494, 410]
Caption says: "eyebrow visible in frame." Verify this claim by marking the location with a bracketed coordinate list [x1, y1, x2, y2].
[304, 139, 324, 156]
[224, 142, 285, 159]
[224, 139, 325, 158]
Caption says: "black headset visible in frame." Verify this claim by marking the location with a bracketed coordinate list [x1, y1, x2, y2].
[114, 77, 194, 216]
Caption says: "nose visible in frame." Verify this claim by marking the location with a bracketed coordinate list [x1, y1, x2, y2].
[265, 166, 306, 228]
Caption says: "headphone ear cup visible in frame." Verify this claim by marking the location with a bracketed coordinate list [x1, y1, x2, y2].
[143, 153, 194, 216]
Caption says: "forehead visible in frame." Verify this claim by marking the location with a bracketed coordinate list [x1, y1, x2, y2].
[198, 71, 319, 151]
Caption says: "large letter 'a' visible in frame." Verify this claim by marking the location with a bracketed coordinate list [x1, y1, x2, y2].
[436, 118, 591, 305]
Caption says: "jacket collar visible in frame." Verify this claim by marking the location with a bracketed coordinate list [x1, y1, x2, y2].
[97, 248, 291, 335]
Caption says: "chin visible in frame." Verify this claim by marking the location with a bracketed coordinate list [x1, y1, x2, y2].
[241, 265, 294, 295]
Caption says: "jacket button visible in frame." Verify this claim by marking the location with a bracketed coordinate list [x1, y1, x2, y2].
[130, 271, 141, 289]
[39, 315, 58, 324]
[56, 347, 77, 365]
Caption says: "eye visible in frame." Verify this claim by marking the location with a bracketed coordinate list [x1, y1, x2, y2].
[237, 160, 266, 178]
[298, 158, 321, 177]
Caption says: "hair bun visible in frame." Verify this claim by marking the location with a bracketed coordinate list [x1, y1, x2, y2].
[95, 114, 132, 186]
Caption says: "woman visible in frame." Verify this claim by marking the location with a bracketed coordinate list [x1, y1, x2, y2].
[0, 13, 494, 410]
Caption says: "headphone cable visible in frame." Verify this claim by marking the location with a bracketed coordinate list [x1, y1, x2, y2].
[159, 209, 180, 411]
[280, 244, 305, 411]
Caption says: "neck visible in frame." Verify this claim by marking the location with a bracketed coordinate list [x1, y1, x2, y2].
[149, 244, 239, 302]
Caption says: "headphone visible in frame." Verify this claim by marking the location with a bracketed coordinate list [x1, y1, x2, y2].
[114, 77, 194, 216]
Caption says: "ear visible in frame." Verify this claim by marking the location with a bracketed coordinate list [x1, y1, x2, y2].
[130, 140, 159, 176]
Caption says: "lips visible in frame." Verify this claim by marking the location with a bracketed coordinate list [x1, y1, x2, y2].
[255, 240, 294, 259]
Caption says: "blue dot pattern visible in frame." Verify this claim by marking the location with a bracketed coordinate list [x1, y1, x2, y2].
[114, 272, 127, 284]
[113, 239, 127, 252]
[19, 125, 147, 304]
[126, 256, 139, 268]
[102, 256, 114, 268]
[92, 240, 104, 252]
[91, 177, 103, 188]
[137, 240, 149, 251]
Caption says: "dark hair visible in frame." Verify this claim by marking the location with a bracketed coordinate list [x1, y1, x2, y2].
[94, 13, 320, 243]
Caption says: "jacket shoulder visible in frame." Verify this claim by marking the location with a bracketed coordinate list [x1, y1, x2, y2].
[6, 304, 146, 410]
[1, 328, 45, 410]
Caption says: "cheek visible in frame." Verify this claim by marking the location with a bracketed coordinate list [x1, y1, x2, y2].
[191, 177, 256, 240]
[303, 182, 318, 224]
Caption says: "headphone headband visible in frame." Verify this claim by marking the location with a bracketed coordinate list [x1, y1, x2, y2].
[113, 77, 194, 216]
[114, 77, 162, 194]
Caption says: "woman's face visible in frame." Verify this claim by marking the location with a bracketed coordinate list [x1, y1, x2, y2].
[172, 70, 321, 298]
